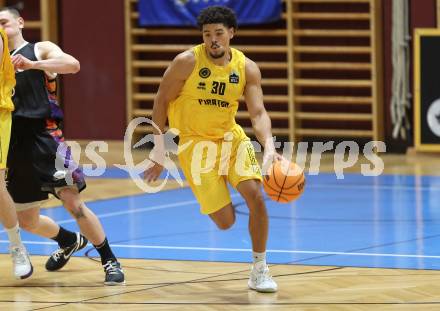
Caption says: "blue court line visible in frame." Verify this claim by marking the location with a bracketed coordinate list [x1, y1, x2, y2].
[87, 166, 182, 179]
[2, 240, 440, 259]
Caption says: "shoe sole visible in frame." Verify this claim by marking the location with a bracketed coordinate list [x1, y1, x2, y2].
[16, 264, 33, 280]
[248, 285, 277, 293]
[104, 280, 126, 286]
[255, 288, 277, 293]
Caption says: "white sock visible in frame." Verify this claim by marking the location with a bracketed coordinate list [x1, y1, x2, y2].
[6, 223, 22, 247]
[253, 251, 266, 266]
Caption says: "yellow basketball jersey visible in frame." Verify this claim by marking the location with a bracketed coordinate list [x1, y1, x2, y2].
[168, 43, 246, 139]
[0, 29, 15, 112]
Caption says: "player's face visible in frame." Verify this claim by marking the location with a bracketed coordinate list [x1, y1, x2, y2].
[202, 23, 234, 59]
[0, 11, 23, 39]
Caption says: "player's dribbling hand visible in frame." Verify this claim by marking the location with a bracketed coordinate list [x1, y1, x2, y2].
[144, 162, 164, 183]
[262, 151, 284, 174]
[11, 54, 34, 71]
[144, 143, 166, 183]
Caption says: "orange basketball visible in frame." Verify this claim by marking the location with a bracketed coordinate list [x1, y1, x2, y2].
[263, 161, 305, 203]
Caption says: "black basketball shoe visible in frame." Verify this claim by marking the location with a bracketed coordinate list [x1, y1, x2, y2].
[103, 260, 125, 285]
[45, 232, 88, 271]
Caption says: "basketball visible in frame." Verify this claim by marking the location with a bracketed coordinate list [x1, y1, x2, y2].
[263, 161, 305, 203]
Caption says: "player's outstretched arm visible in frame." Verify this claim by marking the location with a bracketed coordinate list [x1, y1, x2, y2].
[11, 41, 79, 74]
[244, 58, 281, 166]
[144, 50, 195, 183]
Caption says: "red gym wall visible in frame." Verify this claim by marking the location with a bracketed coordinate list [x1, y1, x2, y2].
[60, 0, 126, 140]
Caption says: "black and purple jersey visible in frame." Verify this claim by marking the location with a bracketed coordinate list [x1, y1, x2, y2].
[10, 42, 63, 120]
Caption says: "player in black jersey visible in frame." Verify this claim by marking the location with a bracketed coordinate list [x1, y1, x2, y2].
[0, 7, 124, 285]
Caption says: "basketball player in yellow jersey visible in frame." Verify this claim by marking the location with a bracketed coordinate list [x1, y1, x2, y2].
[0, 28, 33, 279]
[145, 6, 281, 293]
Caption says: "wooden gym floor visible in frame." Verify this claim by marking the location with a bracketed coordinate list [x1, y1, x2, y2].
[0, 141, 440, 310]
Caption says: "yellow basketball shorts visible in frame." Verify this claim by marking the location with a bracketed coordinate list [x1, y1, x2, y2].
[0, 109, 11, 169]
[178, 125, 262, 215]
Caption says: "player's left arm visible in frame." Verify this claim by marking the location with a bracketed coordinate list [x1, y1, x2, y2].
[11, 41, 80, 74]
[244, 58, 281, 163]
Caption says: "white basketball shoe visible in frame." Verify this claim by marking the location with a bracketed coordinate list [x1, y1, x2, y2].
[10, 245, 33, 279]
[248, 261, 278, 293]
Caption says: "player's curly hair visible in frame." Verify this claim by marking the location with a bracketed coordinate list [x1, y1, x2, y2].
[197, 6, 237, 30]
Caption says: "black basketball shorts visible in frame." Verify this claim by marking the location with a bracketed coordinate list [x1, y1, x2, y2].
[6, 117, 86, 204]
